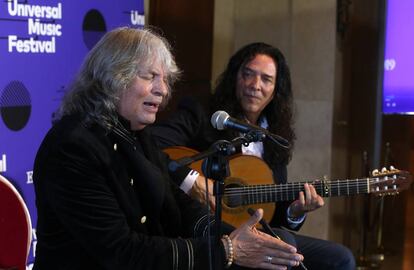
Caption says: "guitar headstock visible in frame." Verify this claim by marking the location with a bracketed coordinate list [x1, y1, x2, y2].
[370, 166, 412, 196]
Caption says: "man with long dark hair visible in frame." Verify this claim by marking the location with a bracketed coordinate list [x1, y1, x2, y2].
[152, 42, 356, 270]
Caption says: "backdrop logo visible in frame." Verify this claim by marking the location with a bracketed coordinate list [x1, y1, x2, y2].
[26, 170, 33, 184]
[130, 10, 144, 27]
[0, 81, 31, 131]
[6, 0, 63, 54]
[82, 9, 106, 50]
[384, 58, 396, 71]
[0, 154, 6, 172]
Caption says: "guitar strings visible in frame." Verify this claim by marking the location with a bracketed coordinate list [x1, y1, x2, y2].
[224, 178, 389, 192]
[223, 178, 397, 198]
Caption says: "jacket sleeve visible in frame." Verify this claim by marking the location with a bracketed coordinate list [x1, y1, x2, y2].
[161, 150, 193, 187]
[167, 177, 234, 268]
[34, 132, 227, 270]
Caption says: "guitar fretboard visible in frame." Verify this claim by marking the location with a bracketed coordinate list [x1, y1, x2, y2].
[224, 178, 372, 205]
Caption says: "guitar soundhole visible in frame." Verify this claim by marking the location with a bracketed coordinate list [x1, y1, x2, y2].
[223, 183, 244, 208]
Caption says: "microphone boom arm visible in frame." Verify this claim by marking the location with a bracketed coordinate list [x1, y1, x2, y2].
[168, 130, 265, 172]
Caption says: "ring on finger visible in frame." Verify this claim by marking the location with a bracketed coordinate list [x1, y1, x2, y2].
[265, 255, 273, 264]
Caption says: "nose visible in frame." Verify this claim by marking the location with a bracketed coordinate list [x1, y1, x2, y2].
[248, 75, 261, 90]
[153, 78, 169, 98]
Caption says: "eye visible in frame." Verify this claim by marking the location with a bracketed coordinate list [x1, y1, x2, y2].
[138, 72, 155, 81]
[241, 69, 254, 79]
[262, 75, 274, 85]
[264, 77, 273, 83]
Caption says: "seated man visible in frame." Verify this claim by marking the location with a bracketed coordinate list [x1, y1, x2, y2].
[151, 42, 356, 270]
[32, 27, 304, 270]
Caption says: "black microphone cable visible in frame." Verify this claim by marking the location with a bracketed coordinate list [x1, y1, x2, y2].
[205, 175, 213, 270]
[267, 133, 290, 149]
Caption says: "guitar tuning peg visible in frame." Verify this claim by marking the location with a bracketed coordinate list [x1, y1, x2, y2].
[390, 165, 395, 170]
[372, 169, 379, 176]
[381, 167, 388, 173]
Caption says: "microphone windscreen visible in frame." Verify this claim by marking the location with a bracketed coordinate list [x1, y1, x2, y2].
[210, 111, 229, 130]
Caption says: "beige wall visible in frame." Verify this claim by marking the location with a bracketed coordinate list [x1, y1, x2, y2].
[213, 0, 338, 240]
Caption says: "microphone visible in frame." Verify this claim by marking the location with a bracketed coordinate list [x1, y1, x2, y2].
[211, 110, 269, 134]
[210, 111, 290, 149]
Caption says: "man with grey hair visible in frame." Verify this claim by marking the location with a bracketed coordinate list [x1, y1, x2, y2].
[33, 27, 303, 270]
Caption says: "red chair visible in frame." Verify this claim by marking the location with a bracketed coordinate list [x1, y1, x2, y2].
[0, 174, 32, 270]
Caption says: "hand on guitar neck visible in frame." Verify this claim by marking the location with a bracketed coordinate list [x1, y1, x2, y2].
[287, 183, 325, 218]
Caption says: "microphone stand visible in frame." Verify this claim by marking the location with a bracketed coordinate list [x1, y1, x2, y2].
[168, 130, 266, 269]
[201, 131, 265, 269]
[201, 140, 230, 269]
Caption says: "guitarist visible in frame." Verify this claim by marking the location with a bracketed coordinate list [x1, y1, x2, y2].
[151, 42, 356, 270]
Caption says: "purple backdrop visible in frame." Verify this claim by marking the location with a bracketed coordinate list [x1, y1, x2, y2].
[383, 0, 414, 114]
[0, 1, 144, 268]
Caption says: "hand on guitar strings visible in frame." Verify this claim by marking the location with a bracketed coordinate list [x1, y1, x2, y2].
[228, 208, 304, 269]
[288, 183, 325, 218]
[190, 175, 216, 211]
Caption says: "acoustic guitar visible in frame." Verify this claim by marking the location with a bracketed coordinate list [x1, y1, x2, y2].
[164, 146, 412, 228]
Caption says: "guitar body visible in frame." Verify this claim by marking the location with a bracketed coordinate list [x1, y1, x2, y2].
[164, 147, 413, 227]
[164, 146, 275, 228]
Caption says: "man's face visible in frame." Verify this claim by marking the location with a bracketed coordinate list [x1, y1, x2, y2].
[118, 62, 169, 130]
[236, 54, 277, 124]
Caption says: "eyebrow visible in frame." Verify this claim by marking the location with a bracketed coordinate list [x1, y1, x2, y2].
[243, 66, 275, 80]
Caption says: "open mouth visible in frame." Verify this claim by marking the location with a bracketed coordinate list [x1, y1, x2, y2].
[144, 101, 159, 108]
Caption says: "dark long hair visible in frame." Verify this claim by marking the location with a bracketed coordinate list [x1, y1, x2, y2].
[210, 42, 295, 164]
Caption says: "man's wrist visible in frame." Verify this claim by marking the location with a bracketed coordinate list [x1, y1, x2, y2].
[287, 206, 305, 222]
[222, 235, 234, 268]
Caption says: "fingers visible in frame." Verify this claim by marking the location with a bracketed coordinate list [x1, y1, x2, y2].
[243, 208, 263, 229]
[233, 237, 303, 270]
[229, 209, 304, 270]
[259, 252, 303, 269]
[207, 179, 216, 211]
[298, 183, 324, 212]
[298, 190, 305, 206]
[306, 183, 324, 210]
[209, 195, 216, 211]
[231, 237, 302, 269]
[190, 176, 216, 210]
[259, 232, 297, 254]
[260, 242, 303, 268]
[304, 183, 312, 206]
[262, 246, 303, 262]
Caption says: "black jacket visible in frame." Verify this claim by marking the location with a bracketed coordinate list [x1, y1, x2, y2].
[33, 114, 228, 270]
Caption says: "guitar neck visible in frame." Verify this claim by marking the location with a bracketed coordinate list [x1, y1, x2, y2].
[224, 178, 371, 205]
